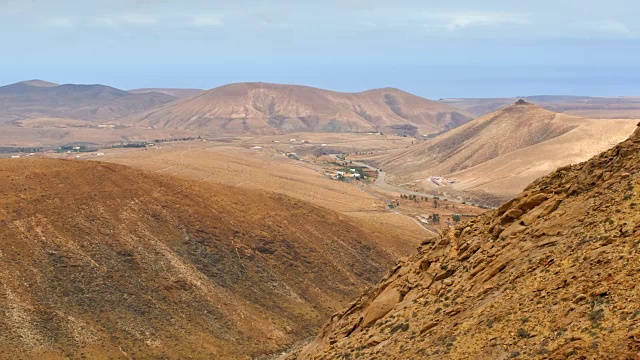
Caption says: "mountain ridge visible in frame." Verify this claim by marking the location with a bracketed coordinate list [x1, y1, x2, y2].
[0, 81, 177, 123]
[124, 82, 473, 136]
[293, 123, 640, 359]
[374, 101, 639, 204]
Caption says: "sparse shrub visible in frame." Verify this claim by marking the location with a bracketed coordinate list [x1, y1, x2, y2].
[537, 347, 550, 355]
[390, 322, 409, 334]
[589, 309, 605, 324]
[516, 328, 530, 338]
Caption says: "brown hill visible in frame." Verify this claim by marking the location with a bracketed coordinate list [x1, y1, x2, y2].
[375, 101, 638, 204]
[125, 82, 473, 136]
[0, 159, 406, 359]
[442, 95, 640, 119]
[0, 81, 177, 124]
[18, 79, 59, 87]
[294, 124, 640, 359]
[128, 88, 205, 99]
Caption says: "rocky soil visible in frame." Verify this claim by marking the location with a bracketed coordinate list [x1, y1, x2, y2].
[0, 159, 406, 359]
[293, 124, 640, 359]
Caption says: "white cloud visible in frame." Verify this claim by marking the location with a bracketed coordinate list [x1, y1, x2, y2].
[590, 20, 632, 35]
[92, 16, 119, 29]
[429, 11, 530, 31]
[40, 16, 77, 30]
[120, 14, 158, 26]
[359, 21, 377, 29]
[36, 13, 224, 31]
[191, 15, 223, 28]
[253, 10, 293, 30]
[567, 19, 636, 38]
[2, 0, 34, 15]
[337, 0, 373, 11]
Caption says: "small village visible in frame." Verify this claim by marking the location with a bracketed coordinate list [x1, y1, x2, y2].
[316, 152, 484, 234]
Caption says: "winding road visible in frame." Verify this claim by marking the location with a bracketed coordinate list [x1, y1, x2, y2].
[330, 155, 469, 205]
[328, 155, 453, 236]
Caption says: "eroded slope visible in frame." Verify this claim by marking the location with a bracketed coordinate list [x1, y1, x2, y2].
[375, 101, 638, 205]
[126, 82, 472, 136]
[0, 159, 404, 359]
[296, 125, 640, 359]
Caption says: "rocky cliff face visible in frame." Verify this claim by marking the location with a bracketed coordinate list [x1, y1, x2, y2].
[294, 125, 640, 359]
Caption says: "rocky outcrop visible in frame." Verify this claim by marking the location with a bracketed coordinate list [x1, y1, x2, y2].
[293, 125, 640, 359]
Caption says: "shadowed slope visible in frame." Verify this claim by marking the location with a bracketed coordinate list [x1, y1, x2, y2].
[0, 159, 405, 359]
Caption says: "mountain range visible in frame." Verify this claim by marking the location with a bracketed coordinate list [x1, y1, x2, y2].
[0, 80, 177, 124]
[124, 82, 473, 136]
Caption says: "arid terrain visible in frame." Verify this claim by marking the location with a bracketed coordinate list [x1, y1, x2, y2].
[0, 125, 194, 149]
[2, 78, 640, 360]
[0, 80, 474, 149]
[369, 101, 639, 205]
[124, 82, 473, 136]
[442, 95, 640, 119]
[76, 136, 433, 252]
[291, 123, 640, 360]
[128, 88, 205, 99]
[0, 158, 423, 359]
[4, 0, 639, 358]
[0, 80, 177, 124]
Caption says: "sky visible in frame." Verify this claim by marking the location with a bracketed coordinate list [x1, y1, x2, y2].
[1, 0, 639, 98]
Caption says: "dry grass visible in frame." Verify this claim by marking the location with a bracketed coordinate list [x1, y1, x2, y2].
[0, 125, 193, 147]
[0, 158, 416, 359]
[90, 140, 426, 256]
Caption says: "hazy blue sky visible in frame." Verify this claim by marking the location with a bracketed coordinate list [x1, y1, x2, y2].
[1, 0, 639, 98]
